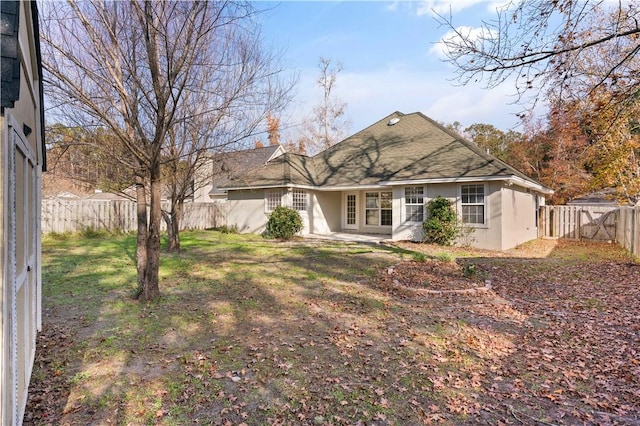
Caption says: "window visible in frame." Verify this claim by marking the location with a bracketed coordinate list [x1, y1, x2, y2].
[461, 184, 485, 224]
[266, 189, 284, 212]
[266, 188, 307, 212]
[405, 186, 424, 222]
[365, 191, 392, 226]
[292, 189, 307, 211]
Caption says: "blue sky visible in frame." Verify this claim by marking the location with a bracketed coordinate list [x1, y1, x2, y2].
[257, 1, 529, 141]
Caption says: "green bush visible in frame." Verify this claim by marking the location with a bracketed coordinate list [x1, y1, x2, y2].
[422, 196, 460, 246]
[218, 224, 238, 234]
[79, 226, 109, 239]
[266, 206, 303, 240]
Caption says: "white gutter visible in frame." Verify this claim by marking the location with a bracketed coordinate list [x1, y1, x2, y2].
[221, 183, 387, 192]
[381, 175, 553, 194]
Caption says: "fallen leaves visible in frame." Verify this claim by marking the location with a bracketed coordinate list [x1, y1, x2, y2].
[24, 238, 640, 425]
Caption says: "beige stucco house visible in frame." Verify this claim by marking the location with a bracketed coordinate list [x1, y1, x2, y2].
[1, 1, 46, 424]
[217, 112, 552, 250]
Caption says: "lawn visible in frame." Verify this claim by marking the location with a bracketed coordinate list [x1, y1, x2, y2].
[25, 231, 640, 425]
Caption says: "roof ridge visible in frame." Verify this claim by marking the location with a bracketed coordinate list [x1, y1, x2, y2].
[312, 111, 405, 159]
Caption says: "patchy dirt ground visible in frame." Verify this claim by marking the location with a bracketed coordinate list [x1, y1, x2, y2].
[25, 234, 640, 425]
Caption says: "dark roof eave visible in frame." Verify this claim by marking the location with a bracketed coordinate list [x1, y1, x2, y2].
[222, 175, 554, 194]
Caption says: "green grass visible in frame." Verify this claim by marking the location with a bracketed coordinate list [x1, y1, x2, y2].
[28, 231, 638, 425]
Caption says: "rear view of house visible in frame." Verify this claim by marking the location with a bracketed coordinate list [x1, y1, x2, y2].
[1, 1, 46, 424]
[218, 112, 552, 250]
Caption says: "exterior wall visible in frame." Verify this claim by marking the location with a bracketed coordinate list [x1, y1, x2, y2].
[226, 189, 340, 236]
[226, 189, 268, 234]
[309, 190, 340, 234]
[226, 182, 543, 251]
[1, 2, 44, 424]
[501, 185, 539, 249]
[457, 181, 503, 250]
[392, 185, 425, 241]
[391, 183, 458, 242]
[192, 157, 214, 203]
[391, 182, 509, 250]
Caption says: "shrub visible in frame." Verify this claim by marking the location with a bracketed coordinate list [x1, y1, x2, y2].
[79, 226, 109, 239]
[218, 224, 238, 234]
[46, 231, 72, 241]
[422, 196, 460, 246]
[266, 207, 303, 240]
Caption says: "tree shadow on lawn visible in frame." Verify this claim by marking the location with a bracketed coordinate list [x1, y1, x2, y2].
[25, 233, 640, 425]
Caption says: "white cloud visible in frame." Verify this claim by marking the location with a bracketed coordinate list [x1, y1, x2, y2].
[385, 0, 400, 12]
[429, 25, 496, 59]
[280, 64, 528, 143]
[385, 0, 510, 16]
[416, 0, 485, 16]
[415, 0, 512, 16]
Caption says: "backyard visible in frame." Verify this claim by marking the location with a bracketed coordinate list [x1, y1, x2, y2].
[25, 231, 639, 425]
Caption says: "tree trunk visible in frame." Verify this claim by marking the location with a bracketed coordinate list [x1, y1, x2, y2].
[140, 162, 162, 301]
[135, 173, 148, 298]
[166, 199, 182, 253]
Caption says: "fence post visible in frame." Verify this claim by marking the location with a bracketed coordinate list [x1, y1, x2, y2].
[577, 208, 582, 240]
[632, 207, 637, 256]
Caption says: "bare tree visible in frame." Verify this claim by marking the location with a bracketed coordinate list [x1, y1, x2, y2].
[160, 26, 292, 252]
[437, 1, 640, 109]
[40, 1, 289, 299]
[437, 1, 640, 202]
[296, 57, 350, 155]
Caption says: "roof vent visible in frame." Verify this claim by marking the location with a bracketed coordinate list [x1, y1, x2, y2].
[387, 117, 400, 126]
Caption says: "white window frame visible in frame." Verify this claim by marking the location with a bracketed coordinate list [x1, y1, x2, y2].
[365, 191, 392, 227]
[459, 183, 487, 226]
[404, 186, 425, 223]
[292, 189, 307, 212]
[265, 189, 285, 212]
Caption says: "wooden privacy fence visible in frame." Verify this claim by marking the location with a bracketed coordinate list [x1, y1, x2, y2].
[617, 206, 640, 258]
[538, 205, 617, 240]
[41, 199, 228, 234]
[539, 205, 640, 258]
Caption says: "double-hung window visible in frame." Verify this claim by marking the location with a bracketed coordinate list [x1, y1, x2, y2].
[405, 186, 424, 223]
[365, 191, 392, 226]
[461, 184, 485, 225]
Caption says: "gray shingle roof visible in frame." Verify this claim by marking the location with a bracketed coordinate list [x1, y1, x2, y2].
[209, 144, 285, 194]
[221, 112, 549, 191]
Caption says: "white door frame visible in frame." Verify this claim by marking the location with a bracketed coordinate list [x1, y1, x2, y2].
[5, 115, 39, 425]
[343, 192, 358, 230]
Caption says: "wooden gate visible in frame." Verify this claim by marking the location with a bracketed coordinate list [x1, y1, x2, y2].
[539, 205, 618, 241]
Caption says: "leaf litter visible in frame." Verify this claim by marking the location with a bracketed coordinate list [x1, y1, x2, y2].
[25, 234, 640, 425]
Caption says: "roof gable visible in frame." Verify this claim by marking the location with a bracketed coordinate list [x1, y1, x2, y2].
[313, 111, 529, 185]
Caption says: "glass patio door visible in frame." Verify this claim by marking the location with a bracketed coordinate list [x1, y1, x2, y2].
[344, 192, 358, 230]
